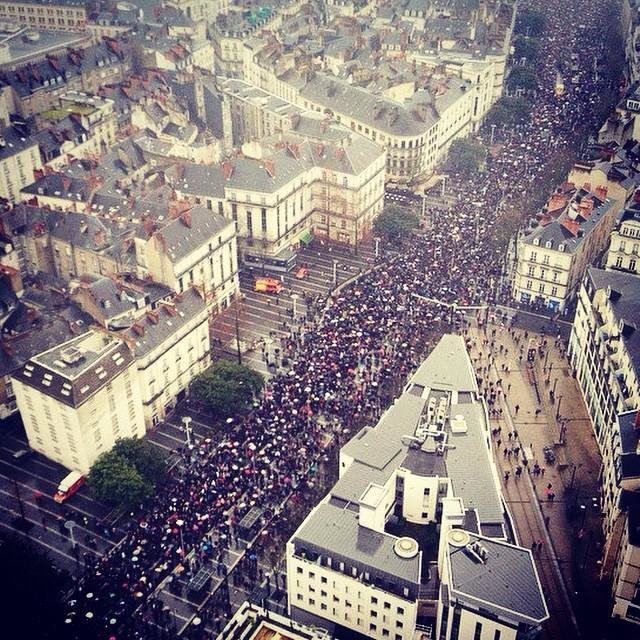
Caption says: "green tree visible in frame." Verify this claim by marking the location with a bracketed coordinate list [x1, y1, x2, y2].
[191, 360, 264, 417]
[486, 97, 532, 128]
[445, 139, 487, 174]
[112, 438, 166, 486]
[373, 205, 420, 243]
[88, 451, 153, 508]
[0, 535, 69, 639]
[512, 35, 539, 61]
[506, 65, 538, 93]
[515, 9, 546, 37]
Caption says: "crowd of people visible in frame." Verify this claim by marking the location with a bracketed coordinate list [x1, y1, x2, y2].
[62, 0, 620, 637]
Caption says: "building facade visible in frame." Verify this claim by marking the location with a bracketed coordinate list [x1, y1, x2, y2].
[122, 288, 210, 428]
[135, 206, 239, 311]
[568, 268, 640, 626]
[0, 0, 88, 32]
[512, 186, 622, 312]
[11, 330, 146, 474]
[606, 206, 640, 275]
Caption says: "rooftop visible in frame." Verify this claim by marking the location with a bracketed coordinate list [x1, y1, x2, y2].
[447, 532, 549, 625]
[12, 330, 134, 407]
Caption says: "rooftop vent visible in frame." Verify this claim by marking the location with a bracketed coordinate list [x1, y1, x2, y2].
[60, 346, 84, 365]
[450, 414, 467, 434]
[447, 529, 470, 548]
[394, 537, 419, 559]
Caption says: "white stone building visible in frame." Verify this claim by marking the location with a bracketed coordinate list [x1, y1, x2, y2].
[121, 288, 210, 428]
[135, 206, 239, 312]
[568, 268, 640, 626]
[286, 335, 548, 640]
[606, 206, 640, 275]
[511, 185, 622, 312]
[0, 124, 43, 202]
[11, 330, 145, 474]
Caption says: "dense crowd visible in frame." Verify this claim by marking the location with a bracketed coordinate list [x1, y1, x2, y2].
[63, 0, 619, 637]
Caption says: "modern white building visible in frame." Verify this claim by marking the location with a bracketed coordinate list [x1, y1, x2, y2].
[286, 335, 548, 640]
[511, 185, 622, 312]
[11, 330, 145, 474]
[568, 268, 640, 627]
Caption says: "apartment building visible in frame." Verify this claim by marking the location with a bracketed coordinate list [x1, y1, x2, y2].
[175, 151, 311, 271]
[11, 330, 145, 474]
[568, 268, 640, 626]
[287, 334, 548, 640]
[121, 288, 210, 428]
[606, 205, 640, 275]
[175, 118, 385, 263]
[135, 206, 239, 312]
[511, 185, 622, 312]
[0, 0, 88, 32]
[1, 38, 132, 117]
[35, 91, 117, 169]
[0, 124, 42, 201]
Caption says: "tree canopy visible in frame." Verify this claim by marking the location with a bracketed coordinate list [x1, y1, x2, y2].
[485, 97, 532, 128]
[512, 35, 540, 62]
[88, 437, 166, 508]
[515, 9, 546, 37]
[506, 65, 538, 93]
[445, 139, 487, 174]
[191, 359, 264, 417]
[373, 205, 420, 243]
[0, 535, 69, 639]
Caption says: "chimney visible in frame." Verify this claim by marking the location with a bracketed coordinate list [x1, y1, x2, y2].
[222, 161, 234, 180]
[264, 159, 275, 178]
[595, 185, 608, 200]
[181, 210, 192, 228]
[132, 323, 145, 336]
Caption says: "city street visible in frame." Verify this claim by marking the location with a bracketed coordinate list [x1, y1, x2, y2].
[467, 316, 607, 639]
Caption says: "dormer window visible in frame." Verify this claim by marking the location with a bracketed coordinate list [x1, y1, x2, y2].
[545, 241, 553, 249]
[559, 243, 565, 252]
[533, 237, 540, 246]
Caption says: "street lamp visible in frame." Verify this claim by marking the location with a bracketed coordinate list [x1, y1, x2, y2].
[182, 416, 193, 448]
[175, 519, 186, 559]
[555, 393, 563, 420]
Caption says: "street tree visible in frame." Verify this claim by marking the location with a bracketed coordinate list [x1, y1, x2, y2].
[445, 139, 487, 174]
[0, 535, 70, 639]
[373, 205, 420, 243]
[506, 65, 538, 93]
[111, 437, 166, 487]
[486, 97, 532, 128]
[514, 9, 546, 37]
[88, 450, 153, 508]
[191, 359, 264, 417]
[512, 35, 540, 61]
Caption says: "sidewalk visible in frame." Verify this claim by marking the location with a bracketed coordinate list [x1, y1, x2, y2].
[466, 321, 608, 640]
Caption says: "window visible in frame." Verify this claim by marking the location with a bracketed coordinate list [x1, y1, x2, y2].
[371, 596, 378, 604]
[551, 286, 558, 297]
[631, 259, 637, 271]
[530, 251, 537, 262]
[493, 631, 501, 640]
[474, 622, 482, 640]
[384, 602, 391, 610]
[538, 283, 545, 293]
[526, 279, 532, 290]
[616, 256, 624, 268]
[527, 265, 535, 276]
[261, 208, 267, 233]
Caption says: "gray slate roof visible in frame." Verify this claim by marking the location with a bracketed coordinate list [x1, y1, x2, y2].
[153, 206, 232, 262]
[448, 534, 548, 624]
[294, 501, 421, 584]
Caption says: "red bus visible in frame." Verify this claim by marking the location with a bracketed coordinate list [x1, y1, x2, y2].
[54, 470, 85, 503]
